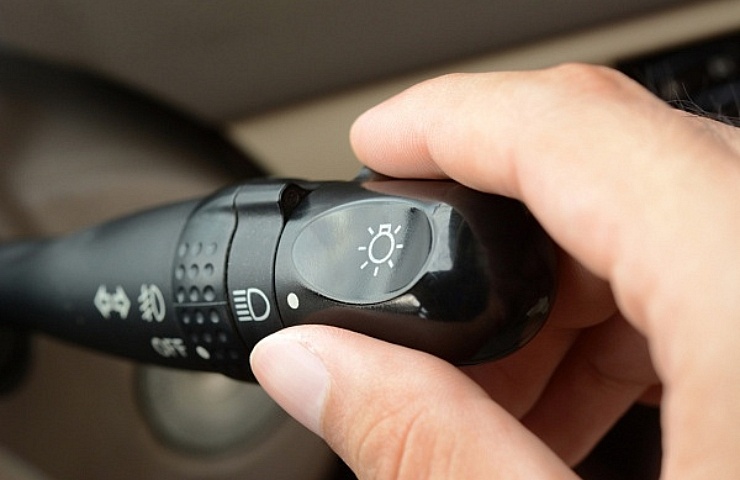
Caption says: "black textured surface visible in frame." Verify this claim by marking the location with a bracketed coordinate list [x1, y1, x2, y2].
[619, 31, 740, 125]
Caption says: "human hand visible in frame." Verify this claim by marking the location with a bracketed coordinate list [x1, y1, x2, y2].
[251, 64, 740, 478]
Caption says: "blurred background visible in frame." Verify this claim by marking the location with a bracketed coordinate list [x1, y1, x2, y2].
[0, 1, 738, 478]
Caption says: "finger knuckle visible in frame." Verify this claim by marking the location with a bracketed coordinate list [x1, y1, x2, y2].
[549, 63, 627, 93]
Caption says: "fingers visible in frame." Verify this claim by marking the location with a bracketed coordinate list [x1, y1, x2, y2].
[350, 63, 740, 371]
[351, 64, 740, 477]
[350, 64, 674, 204]
[462, 253, 616, 417]
[462, 259, 653, 466]
[251, 326, 578, 480]
[522, 314, 658, 466]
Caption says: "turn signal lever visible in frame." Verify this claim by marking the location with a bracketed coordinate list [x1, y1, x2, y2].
[0, 177, 556, 380]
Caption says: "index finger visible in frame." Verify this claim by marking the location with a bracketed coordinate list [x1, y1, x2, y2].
[350, 64, 740, 342]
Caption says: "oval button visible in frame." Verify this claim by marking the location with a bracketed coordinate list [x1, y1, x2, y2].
[292, 201, 433, 304]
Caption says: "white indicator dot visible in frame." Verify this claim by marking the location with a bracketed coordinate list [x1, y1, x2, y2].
[195, 346, 211, 360]
[287, 293, 300, 310]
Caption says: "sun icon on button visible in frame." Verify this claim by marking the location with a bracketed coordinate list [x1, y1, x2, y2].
[358, 224, 404, 277]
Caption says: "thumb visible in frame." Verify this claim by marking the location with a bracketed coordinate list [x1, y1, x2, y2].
[251, 325, 576, 480]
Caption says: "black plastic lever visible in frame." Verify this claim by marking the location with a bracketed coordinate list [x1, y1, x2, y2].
[0, 178, 556, 380]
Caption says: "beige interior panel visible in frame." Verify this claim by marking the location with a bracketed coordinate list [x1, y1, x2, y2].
[230, 0, 740, 181]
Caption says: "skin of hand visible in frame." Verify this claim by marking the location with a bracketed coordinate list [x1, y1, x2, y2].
[250, 64, 740, 479]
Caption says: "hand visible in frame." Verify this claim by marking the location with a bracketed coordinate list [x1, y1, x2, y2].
[251, 64, 740, 479]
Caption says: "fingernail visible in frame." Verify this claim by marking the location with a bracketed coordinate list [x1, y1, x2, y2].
[250, 334, 329, 436]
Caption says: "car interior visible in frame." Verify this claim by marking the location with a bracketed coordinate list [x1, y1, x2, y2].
[0, 1, 738, 479]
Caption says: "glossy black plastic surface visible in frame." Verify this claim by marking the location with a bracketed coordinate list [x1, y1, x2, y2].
[0, 178, 557, 379]
[274, 180, 556, 364]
